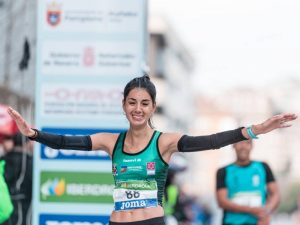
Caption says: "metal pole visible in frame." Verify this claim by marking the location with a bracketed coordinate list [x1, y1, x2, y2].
[3, 0, 12, 86]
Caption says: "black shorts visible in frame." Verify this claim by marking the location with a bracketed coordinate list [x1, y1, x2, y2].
[109, 217, 165, 225]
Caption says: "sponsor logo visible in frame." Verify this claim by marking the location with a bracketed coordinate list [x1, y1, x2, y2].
[121, 199, 146, 210]
[122, 158, 141, 163]
[47, 2, 62, 27]
[40, 214, 109, 225]
[146, 162, 155, 175]
[147, 162, 155, 170]
[121, 165, 127, 173]
[40, 171, 114, 203]
[129, 166, 142, 171]
[41, 178, 66, 197]
[117, 180, 157, 190]
[114, 199, 158, 211]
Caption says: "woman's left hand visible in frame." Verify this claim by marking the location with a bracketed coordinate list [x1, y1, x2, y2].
[253, 113, 297, 135]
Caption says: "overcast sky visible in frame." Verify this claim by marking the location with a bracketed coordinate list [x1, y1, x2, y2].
[149, 0, 300, 94]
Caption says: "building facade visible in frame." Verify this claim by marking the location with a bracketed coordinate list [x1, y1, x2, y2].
[148, 16, 195, 132]
[0, 0, 36, 117]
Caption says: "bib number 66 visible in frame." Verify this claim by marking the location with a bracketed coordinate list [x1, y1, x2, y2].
[125, 191, 140, 199]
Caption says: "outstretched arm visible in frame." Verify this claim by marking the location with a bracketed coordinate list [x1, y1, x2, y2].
[177, 113, 297, 153]
[159, 113, 297, 161]
[7, 107, 92, 151]
[7, 107, 111, 153]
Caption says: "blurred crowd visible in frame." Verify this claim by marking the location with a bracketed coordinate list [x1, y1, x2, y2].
[0, 104, 33, 225]
[163, 155, 212, 225]
[0, 132, 33, 225]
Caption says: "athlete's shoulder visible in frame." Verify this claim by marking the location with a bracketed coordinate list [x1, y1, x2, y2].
[90, 132, 121, 153]
[159, 132, 184, 152]
[159, 132, 183, 141]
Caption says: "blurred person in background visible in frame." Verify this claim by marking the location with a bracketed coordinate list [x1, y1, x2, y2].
[188, 199, 212, 225]
[164, 154, 187, 225]
[0, 139, 4, 157]
[164, 169, 180, 225]
[163, 155, 212, 225]
[7, 75, 297, 225]
[0, 133, 33, 225]
[216, 140, 279, 225]
[0, 159, 14, 224]
[169, 191, 212, 225]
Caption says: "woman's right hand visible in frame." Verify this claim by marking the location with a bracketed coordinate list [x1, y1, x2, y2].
[7, 107, 36, 137]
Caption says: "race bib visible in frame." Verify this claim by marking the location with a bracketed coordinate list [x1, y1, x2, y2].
[113, 180, 158, 211]
[231, 192, 262, 207]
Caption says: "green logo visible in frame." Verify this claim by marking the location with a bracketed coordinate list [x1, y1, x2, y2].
[40, 171, 114, 203]
[116, 180, 157, 190]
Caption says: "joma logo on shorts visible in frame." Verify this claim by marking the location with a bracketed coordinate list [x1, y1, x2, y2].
[120, 200, 146, 210]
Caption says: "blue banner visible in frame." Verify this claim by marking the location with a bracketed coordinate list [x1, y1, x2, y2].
[40, 214, 109, 225]
[40, 128, 125, 160]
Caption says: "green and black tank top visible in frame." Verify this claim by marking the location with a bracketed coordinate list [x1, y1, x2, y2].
[111, 130, 169, 211]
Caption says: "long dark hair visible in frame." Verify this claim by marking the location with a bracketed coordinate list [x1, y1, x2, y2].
[123, 75, 156, 128]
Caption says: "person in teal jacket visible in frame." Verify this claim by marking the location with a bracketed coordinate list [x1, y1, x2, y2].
[0, 160, 13, 224]
[216, 140, 280, 225]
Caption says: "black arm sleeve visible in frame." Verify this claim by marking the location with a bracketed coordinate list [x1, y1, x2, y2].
[216, 167, 227, 190]
[178, 127, 247, 152]
[29, 129, 92, 151]
[262, 162, 275, 183]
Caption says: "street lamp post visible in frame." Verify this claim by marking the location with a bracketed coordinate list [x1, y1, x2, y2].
[3, 0, 12, 87]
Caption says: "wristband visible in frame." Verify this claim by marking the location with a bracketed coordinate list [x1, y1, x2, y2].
[246, 126, 258, 139]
